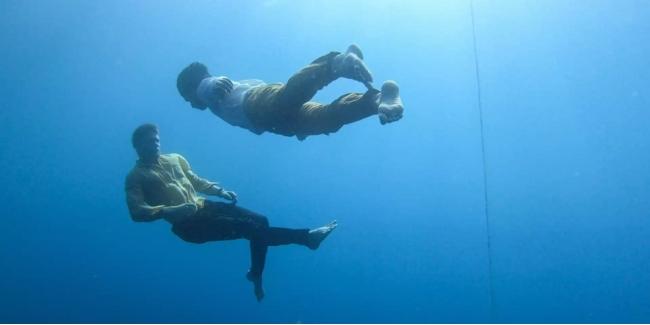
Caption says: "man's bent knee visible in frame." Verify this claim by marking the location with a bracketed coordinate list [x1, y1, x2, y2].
[172, 225, 209, 244]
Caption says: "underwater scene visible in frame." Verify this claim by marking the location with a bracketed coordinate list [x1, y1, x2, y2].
[0, 0, 648, 323]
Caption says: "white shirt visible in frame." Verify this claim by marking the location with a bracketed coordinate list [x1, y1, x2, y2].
[197, 77, 265, 131]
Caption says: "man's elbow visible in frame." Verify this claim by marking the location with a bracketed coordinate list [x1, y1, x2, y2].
[131, 215, 146, 222]
[130, 211, 158, 222]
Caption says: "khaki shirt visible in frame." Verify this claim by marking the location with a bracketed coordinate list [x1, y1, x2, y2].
[125, 153, 217, 222]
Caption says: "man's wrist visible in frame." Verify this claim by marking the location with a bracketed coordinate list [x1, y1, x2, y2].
[210, 184, 225, 196]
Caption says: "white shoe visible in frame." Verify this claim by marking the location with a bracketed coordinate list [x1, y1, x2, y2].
[378, 80, 404, 124]
[332, 45, 373, 83]
[307, 220, 338, 250]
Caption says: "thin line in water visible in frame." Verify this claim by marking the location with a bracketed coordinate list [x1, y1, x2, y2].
[470, 0, 496, 321]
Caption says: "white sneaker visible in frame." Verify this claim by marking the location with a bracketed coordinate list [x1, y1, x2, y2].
[332, 45, 373, 83]
[378, 80, 404, 124]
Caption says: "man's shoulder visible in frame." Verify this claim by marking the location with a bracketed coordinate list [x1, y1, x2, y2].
[125, 166, 143, 187]
[161, 153, 192, 169]
[161, 153, 185, 162]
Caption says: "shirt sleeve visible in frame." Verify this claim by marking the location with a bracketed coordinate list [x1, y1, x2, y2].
[176, 154, 218, 193]
[125, 171, 164, 222]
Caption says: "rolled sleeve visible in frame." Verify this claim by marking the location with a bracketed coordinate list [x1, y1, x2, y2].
[176, 154, 218, 192]
[125, 172, 164, 222]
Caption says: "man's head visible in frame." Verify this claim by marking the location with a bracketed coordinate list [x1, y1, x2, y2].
[177, 62, 211, 110]
[132, 123, 160, 160]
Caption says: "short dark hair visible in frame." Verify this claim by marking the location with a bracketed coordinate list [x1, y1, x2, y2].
[177, 62, 210, 102]
[132, 123, 158, 148]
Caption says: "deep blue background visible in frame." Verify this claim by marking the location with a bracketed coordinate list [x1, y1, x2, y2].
[0, 0, 648, 323]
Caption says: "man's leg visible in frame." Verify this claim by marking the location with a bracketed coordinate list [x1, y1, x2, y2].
[293, 89, 380, 140]
[244, 45, 374, 135]
[172, 201, 337, 301]
[277, 45, 373, 109]
[173, 201, 311, 301]
[295, 79, 405, 139]
[197, 202, 310, 266]
[243, 51, 343, 134]
[275, 52, 340, 110]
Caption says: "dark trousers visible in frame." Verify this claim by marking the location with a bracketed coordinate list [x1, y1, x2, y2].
[244, 52, 379, 140]
[172, 200, 309, 277]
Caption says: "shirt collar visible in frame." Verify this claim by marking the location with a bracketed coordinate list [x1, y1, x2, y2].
[136, 156, 162, 167]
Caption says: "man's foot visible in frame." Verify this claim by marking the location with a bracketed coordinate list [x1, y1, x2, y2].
[332, 44, 373, 83]
[378, 80, 404, 124]
[246, 271, 265, 302]
[307, 220, 338, 250]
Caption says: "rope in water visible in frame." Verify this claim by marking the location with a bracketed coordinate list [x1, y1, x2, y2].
[469, 0, 496, 320]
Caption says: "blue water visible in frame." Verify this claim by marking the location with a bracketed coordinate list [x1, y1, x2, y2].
[1, 0, 649, 323]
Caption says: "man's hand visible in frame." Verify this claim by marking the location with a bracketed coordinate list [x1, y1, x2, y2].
[206, 185, 238, 204]
[213, 76, 233, 101]
[221, 190, 238, 203]
[161, 203, 198, 223]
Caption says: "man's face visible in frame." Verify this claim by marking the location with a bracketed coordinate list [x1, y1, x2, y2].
[137, 131, 160, 159]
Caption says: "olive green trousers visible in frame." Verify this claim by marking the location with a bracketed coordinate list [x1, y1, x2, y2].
[243, 52, 379, 140]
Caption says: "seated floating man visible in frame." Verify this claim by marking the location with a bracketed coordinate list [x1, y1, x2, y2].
[176, 45, 404, 141]
[124, 124, 337, 302]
